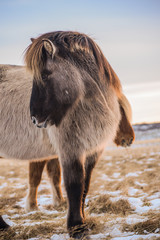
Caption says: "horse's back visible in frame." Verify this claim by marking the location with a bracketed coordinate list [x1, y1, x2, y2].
[0, 65, 55, 160]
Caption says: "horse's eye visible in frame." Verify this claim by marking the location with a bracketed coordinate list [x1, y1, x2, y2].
[42, 71, 51, 80]
[42, 73, 48, 80]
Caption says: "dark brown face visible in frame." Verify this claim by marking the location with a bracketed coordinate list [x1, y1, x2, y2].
[30, 53, 83, 128]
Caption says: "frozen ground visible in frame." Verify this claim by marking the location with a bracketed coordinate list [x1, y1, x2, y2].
[0, 123, 160, 240]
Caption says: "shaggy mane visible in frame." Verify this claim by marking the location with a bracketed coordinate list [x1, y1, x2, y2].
[24, 31, 122, 96]
[119, 93, 132, 122]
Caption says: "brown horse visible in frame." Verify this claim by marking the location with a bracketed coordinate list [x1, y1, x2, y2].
[0, 31, 134, 238]
[27, 96, 134, 212]
[25, 31, 135, 238]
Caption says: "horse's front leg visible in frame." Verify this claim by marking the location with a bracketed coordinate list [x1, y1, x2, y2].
[25, 160, 46, 212]
[61, 154, 86, 238]
[82, 151, 103, 218]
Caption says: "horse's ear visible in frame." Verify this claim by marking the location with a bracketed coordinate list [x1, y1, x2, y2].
[30, 38, 35, 42]
[42, 39, 56, 59]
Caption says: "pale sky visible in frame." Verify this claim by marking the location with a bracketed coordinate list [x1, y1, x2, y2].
[0, 0, 160, 123]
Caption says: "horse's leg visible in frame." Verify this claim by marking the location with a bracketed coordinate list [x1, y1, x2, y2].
[25, 160, 46, 212]
[46, 158, 64, 206]
[0, 215, 9, 230]
[61, 155, 85, 238]
[82, 151, 103, 218]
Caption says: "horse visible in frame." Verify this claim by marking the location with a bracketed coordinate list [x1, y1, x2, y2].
[0, 31, 134, 238]
[0, 65, 133, 214]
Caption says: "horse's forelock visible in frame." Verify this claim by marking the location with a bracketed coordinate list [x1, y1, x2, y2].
[24, 31, 122, 95]
[24, 39, 45, 83]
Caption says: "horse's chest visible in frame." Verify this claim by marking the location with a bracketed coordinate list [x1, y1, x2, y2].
[70, 100, 120, 152]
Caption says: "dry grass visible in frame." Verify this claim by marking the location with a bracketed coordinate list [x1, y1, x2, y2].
[0, 137, 160, 239]
[88, 195, 133, 215]
[0, 222, 66, 240]
[123, 213, 160, 234]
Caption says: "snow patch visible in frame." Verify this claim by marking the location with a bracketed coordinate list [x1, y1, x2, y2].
[125, 215, 148, 225]
[126, 172, 142, 177]
[150, 199, 160, 209]
[112, 172, 121, 178]
[110, 226, 122, 237]
[0, 182, 7, 189]
[128, 187, 140, 196]
[102, 190, 121, 196]
[51, 234, 69, 240]
[135, 181, 147, 187]
[112, 233, 160, 239]
[90, 233, 109, 239]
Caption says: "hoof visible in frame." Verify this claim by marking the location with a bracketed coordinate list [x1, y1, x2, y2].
[69, 224, 89, 239]
[0, 216, 10, 230]
[25, 200, 38, 213]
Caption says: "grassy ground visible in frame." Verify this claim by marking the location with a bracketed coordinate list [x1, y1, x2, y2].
[0, 137, 160, 239]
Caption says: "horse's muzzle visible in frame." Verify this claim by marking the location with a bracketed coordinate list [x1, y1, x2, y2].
[31, 116, 48, 128]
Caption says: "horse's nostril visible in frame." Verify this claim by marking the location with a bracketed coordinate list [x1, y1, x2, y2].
[121, 139, 125, 145]
[31, 116, 37, 125]
[129, 137, 133, 145]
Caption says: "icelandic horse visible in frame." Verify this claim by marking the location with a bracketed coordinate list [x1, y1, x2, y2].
[0, 31, 134, 238]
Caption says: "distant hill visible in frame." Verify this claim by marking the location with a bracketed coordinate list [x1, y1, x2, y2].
[133, 122, 160, 131]
[133, 122, 160, 141]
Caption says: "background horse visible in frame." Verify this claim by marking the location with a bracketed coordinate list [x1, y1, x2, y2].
[0, 31, 134, 238]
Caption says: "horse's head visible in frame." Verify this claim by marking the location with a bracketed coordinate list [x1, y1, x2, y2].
[25, 35, 86, 127]
[25, 31, 122, 128]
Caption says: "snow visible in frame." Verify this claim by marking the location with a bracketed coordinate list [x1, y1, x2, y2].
[147, 192, 160, 200]
[110, 226, 122, 237]
[22, 220, 54, 226]
[128, 187, 140, 196]
[125, 215, 148, 225]
[90, 233, 109, 239]
[135, 181, 147, 187]
[112, 233, 160, 240]
[51, 234, 69, 240]
[101, 174, 114, 181]
[112, 172, 121, 178]
[101, 190, 121, 196]
[38, 195, 52, 206]
[127, 197, 150, 214]
[150, 199, 160, 209]
[13, 184, 26, 189]
[147, 158, 155, 161]
[126, 172, 142, 177]
[0, 182, 7, 189]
